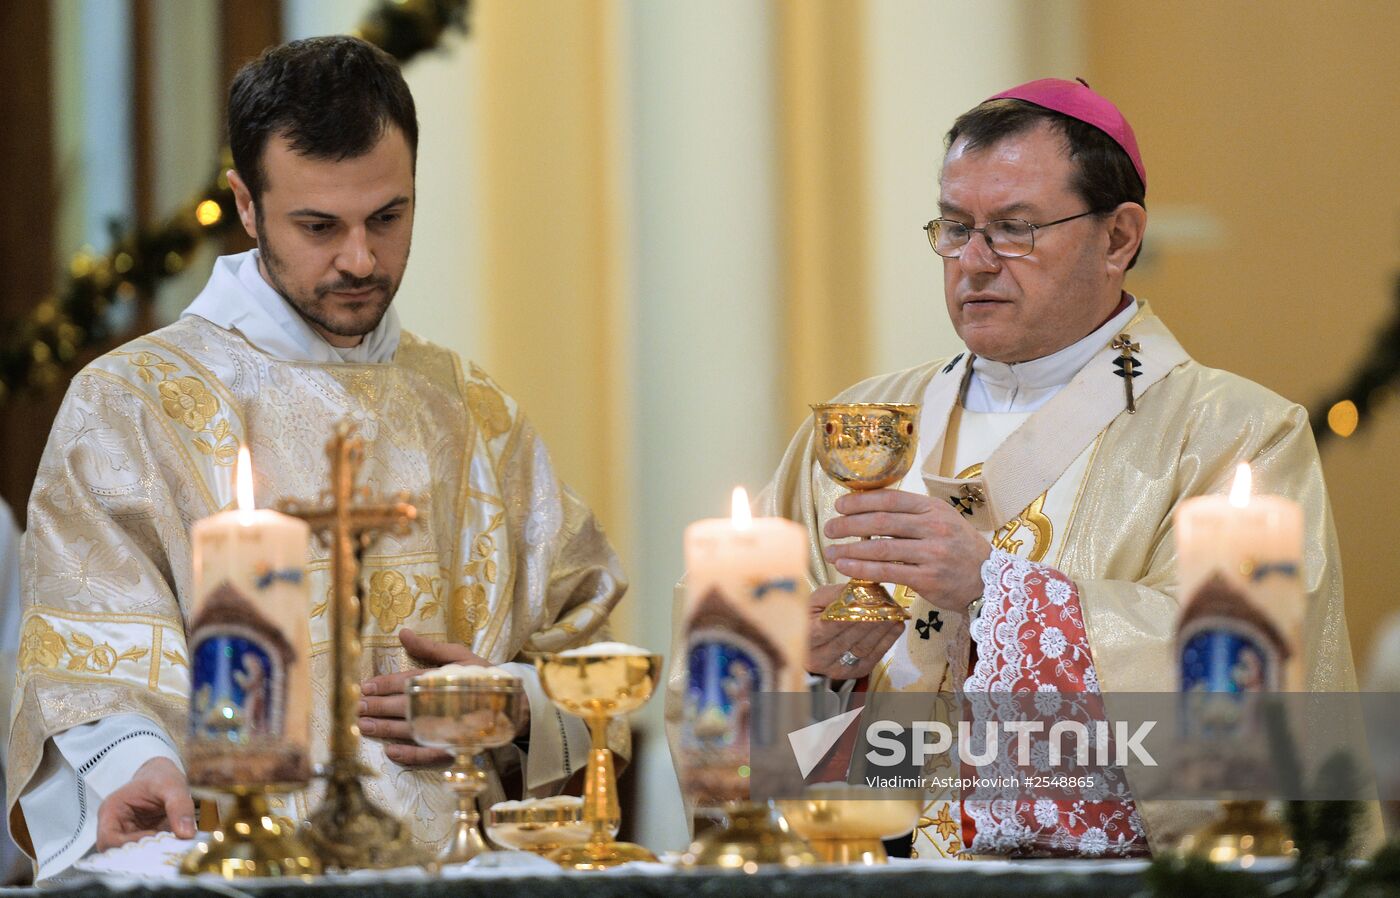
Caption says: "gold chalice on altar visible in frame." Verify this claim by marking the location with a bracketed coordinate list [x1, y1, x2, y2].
[810, 403, 920, 622]
[407, 667, 527, 864]
[536, 648, 662, 870]
[777, 785, 924, 865]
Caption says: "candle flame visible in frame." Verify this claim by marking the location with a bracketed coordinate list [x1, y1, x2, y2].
[236, 446, 255, 512]
[731, 486, 753, 530]
[1228, 463, 1251, 508]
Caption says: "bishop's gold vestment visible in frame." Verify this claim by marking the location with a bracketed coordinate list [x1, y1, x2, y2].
[751, 302, 1359, 853]
[8, 315, 627, 861]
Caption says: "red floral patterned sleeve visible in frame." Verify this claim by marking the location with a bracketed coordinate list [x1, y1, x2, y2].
[960, 550, 1149, 857]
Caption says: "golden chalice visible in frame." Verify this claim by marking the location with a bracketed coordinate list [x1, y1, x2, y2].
[777, 785, 924, 864]
[406, 666, 527, 865]
[536, 647, 662, 870]
[810, 403, 920, 622]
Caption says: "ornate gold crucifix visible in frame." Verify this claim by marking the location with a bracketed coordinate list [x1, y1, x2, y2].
[1111, 333, 1142, 414]
[279, 420, 424, 870]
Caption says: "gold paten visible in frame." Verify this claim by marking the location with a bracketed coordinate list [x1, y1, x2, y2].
[278, 420, 425, 871]
[810, 403, 920, 622]
[485, 800, 600, 856]
[179, 786, 321, 878]
[406, 672, 526, 864]
[777, 790, 924, 865]
[1178, 800, 1296, 864]
[536, 652, 662, 870]
[681, 802, 816, 870]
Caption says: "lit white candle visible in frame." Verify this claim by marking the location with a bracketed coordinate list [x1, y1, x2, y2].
[683, 488, 810, 691]
[1175, 463, 1305, 691]
[188, 447, 312, 787]
[679, 488, 810, 806]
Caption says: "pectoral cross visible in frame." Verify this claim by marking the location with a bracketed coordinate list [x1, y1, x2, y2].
[277, 419, 423, 869]
[1111, 334, 1142, 414]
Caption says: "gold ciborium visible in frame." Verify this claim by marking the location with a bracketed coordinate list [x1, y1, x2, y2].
[810, 403, 920, 622]
[777, 786, 924, 865]
[406, 667, 527, 864]
[536, 648, 662, 870]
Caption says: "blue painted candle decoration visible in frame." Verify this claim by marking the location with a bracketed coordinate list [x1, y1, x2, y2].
[1174, 460, 1306, 790]
[188, 447, 312, 789]
[1175, 463, 1304, 694]
[679, 488, 809, 808]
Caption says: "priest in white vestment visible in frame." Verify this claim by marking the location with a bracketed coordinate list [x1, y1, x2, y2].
[8, 37, 624, 880]
[723, 79, 1364, 859]
[0, 498, 24, 882]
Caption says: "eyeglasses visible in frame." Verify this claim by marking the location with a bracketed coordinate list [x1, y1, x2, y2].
[923, 210, 1100, 259]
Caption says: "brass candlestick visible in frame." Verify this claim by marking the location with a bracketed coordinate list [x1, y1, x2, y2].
[681, 801, 815, 869]
[536, 651, 661, 870]
[1179, 800, 1295, 863]
[406, 670, 526, 864]
[279, 420, 425, 871]
[1175, 550, 1302, 863]
[810, 403, 920, 622]
[180, 786, 320, 877]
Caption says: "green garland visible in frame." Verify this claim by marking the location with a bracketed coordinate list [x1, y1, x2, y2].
[1310, 274, 1400, 446]
[0, 0, 470, 406]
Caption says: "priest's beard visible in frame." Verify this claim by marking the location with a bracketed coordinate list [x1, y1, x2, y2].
[256, 216, 401, 342]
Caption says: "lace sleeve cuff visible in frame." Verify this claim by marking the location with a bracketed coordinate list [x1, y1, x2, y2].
[967, 549, 1098, 695]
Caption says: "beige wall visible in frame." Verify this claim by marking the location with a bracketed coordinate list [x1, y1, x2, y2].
[474, 0, 632, 551]
[1085, 1, 1400, 668]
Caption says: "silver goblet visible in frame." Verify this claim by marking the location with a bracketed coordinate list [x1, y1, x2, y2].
[407, 668, 526, 864]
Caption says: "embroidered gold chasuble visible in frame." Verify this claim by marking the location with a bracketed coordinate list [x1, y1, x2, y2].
[752, 302, 1359, 855]
[8, 315, 627, 857]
